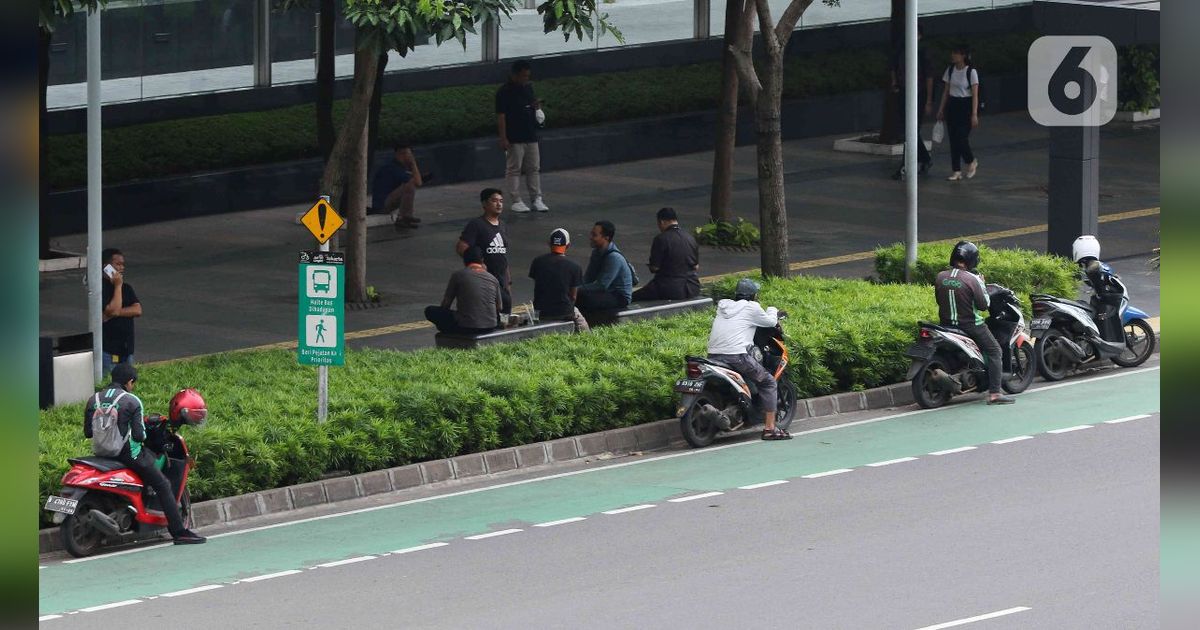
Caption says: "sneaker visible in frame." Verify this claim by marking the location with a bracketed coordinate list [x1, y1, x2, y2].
[533, 197, 550, 212]
[172, 529, 207, 545]
[947, 172, 963, 181]
[987, 394, 1016, 405]
[511, 200, 532, 213]
[965, 160, 979, 179]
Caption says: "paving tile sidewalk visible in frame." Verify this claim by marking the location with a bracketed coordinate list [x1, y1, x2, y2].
[39, 112, 1160, 361]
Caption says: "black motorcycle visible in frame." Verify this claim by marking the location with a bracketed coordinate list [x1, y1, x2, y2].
[676, 321, 798, 448]
[906, 284, 1037, 409]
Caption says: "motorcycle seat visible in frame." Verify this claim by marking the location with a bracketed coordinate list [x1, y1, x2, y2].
[1034, 295, 1094, 312]
[688, 355, 737, 371]
[919, 321, 964, 335]
[68, 457, 127, 473]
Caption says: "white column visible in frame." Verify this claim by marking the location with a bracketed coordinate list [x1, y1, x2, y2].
[87, 6, 103, 382]
[904, 0, 918, 282]
[482, 15, 500, 62]
[694, 0, 711, 39]
[254, 0, 272, 87]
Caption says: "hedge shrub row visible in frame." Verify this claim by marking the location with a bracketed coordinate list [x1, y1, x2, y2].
[873, 241, 1080, 306]
[46, 31, 1042, 190]
[39, 275, 935, 526]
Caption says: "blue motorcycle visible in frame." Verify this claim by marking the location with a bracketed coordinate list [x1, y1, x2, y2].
[1030, 262, 1156, 381]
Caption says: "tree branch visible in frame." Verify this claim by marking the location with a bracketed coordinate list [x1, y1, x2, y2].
[729, 43, 762, 101]
[775, 0, 817, 44]
[755, 0, 780, 58]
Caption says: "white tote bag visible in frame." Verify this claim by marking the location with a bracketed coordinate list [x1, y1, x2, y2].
[931, 120, 946, 144]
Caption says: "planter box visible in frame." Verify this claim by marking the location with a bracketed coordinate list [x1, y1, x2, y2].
[833, 135, 933, 156]
[1114, 108, 1159, 122]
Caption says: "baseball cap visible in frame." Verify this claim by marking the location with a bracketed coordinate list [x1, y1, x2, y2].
[549, 228, 570, 249]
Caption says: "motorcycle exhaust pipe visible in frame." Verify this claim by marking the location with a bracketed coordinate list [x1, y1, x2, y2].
[86, 509, 122, 537]
[697, 404, 730, 431]
[931, 369, 962, 395]
[1055, 337, 1089, 362]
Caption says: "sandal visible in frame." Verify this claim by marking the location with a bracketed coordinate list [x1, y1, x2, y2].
[761, 428, 793, 441]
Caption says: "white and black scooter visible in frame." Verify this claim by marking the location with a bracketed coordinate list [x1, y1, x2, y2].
[906, 284, 1037, 409]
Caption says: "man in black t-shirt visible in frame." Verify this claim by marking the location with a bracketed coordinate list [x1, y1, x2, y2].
[100, 248, 143, 376]
[457, 188, 512, 316]
[631, 207, 701, 302]
[496, 59, 548, 214]
[529, 228, 590, 332]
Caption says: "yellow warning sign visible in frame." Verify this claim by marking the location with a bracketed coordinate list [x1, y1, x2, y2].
[300, 198, 345, 245]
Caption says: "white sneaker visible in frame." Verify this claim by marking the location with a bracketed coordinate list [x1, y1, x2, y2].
[510, 200, 532, 213]
[965, 160, 979, 179]
[947, 172, 963, 181]
[533, 197, 550, 212]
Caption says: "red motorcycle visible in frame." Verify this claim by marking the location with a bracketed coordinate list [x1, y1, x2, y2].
[45, 389, 207, 557]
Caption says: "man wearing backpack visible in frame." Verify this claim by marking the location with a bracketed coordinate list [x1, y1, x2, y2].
[84, 364, 206, 545]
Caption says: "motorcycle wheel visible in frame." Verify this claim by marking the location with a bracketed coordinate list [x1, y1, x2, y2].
[912, 358, 952, 409]
[61, 498, 104, 558]
[680, 392, 722, 448]
[1111, 319, 1156, 368]
[775, 379, 798, 432]
[1002, 342, 1037, 394]
[1035, 329, 1073, 382]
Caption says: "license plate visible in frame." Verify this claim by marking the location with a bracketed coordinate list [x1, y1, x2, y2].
[44, 495, 78, 516]
[1031, 317, 1052, 330]
[674, 378, 706, 394]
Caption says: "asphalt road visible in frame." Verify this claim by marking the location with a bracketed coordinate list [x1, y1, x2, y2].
[39, 361, 1159, 628]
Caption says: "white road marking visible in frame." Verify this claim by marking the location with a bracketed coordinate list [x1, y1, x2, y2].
[1048, 425, 1093, 434]
[803, 468, 854, 479]
[465, 529, 523, 540]
[867, 457, 918, 467]
[929, 446, 977, 456]
[533, 517, 587, 528]
[79, 599, 142, 613]
[39, 565, 47, 570]
[913, 606, 1032, 629]
[739, 480, 788, 490]
[38, 615, 62, 621]
[57, 366, 1162, 565]
[238, 569, 303, 583]
[1105, 414, 1151, 424]
[389, 542, 449, 555]
[315, 555, 377, 568]
[668, 491, 724, 503]
[160, 584, 224, 598]
[991, 435, 1034, 444]
[602, 504, 656, 515]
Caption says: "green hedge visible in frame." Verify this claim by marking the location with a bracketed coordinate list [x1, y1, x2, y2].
[46, 31, 1041, 190]
[874, 242, 1080, 303]
[38, 275, 935, 527]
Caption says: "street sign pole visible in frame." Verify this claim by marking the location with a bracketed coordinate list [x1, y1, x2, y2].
[317, 204, 330, 423]
[298, 195, 345, 423]
[87, 6, 103, 382]
[903, 0, 918, 283]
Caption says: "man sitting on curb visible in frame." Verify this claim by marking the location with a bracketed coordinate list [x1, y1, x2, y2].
[425, 248, 502, 335]
[576, 220, 634, 313]
[370, 142, 429, 230]
[529, 228, 590, 333]
[631, 207, 700, 302]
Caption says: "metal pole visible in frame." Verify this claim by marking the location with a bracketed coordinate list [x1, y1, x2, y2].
[317, 195, 330, 423]
[694, 0, 711, 40]
[903, 0, 918, 282]
[253, 0, 272, 87]
[87, 7, 103, 382]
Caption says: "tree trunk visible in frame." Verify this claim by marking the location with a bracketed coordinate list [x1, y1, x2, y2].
[345, 120, 369, 303]
[317, 0, 336, 161]
[710, 0, 745, 224]
[756, 54, 788, 278]
[39, 28, 52, 259]
[878, 0, 905, 145]
[366, 52, 388, 181]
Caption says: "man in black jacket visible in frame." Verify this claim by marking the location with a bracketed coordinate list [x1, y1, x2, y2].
[84, 364, 206, 544]
[631, 207, 701, 302]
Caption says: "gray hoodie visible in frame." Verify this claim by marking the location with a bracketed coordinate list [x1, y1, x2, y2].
[706, 299, 779, 355]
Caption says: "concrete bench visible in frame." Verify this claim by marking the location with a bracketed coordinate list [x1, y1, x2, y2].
[582, 296, 715, 327]
[434, 320, 575, 350]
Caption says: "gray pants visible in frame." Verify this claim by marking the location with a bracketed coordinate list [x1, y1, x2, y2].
[708, 353, 777, 412]
[505, 142, 542, 203]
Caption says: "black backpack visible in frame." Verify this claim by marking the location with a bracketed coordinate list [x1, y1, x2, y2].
[947, 64, 986, 112]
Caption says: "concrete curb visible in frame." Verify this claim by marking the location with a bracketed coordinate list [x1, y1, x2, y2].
[33, 379, 914, 555]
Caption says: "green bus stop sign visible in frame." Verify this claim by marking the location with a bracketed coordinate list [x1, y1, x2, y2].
[298, 250, 345, 366]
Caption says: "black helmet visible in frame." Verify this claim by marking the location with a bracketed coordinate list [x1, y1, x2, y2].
[949, 240, 980, 271]
[734, 278, 760, 301]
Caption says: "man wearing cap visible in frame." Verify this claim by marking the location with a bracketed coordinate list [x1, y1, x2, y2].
[631, 207, 700, 302]
[529, 228, 590, 332]
[425, 248, 503, 335]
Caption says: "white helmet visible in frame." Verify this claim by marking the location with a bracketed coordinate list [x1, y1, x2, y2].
[1072, 235, 1101, 264]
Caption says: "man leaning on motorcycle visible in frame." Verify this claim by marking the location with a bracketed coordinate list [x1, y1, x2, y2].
[935, 241, 1015, 405]
[84, 363, 206, 545]
[707, 278, 792, 440]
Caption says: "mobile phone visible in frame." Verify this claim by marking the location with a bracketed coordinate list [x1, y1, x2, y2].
[103, 264, 116, 279]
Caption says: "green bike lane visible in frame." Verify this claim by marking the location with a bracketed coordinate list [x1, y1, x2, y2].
[39, 367, 1160, 617]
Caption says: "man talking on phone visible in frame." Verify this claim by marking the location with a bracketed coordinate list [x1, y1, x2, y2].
[101, 248, 142, 377]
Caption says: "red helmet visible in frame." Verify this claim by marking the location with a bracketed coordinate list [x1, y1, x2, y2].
[169, 388, 208, 426]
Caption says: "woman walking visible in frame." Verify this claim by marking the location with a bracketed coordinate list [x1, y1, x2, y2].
[936, 44, 980, 181]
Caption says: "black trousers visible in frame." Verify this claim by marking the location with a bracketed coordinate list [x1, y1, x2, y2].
[424, 306, 495, 335]
[576, 288, 627, 311]
[946, 96, 975, 172]
[121, 449, 186, 536]
[962, 323, 1002, 394]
